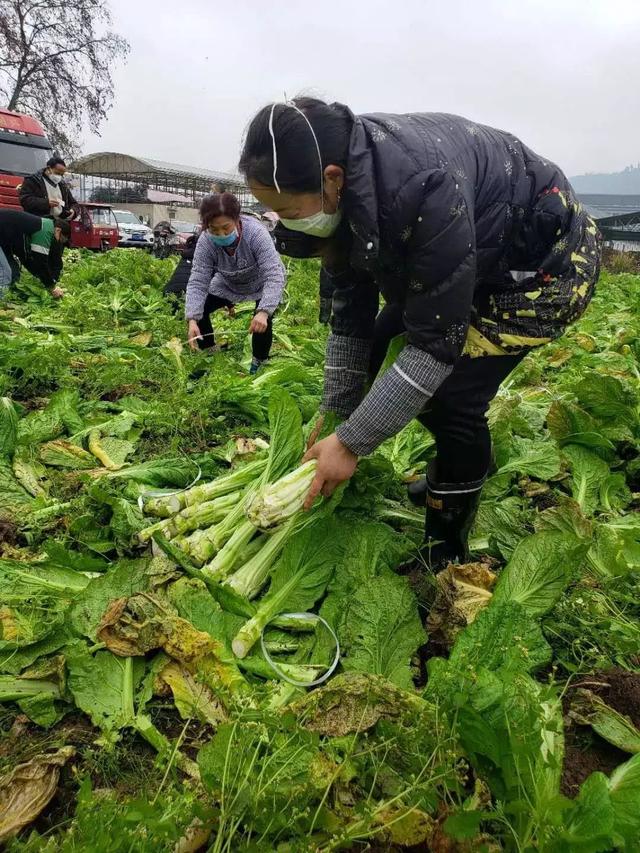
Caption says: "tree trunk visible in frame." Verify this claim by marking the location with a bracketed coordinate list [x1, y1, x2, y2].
[7, 83, 22, 111]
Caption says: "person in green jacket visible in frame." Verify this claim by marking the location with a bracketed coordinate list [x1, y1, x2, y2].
[0, 209, 70, 298]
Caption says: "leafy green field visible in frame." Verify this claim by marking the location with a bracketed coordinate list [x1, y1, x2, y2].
[1, 250, 639, 851]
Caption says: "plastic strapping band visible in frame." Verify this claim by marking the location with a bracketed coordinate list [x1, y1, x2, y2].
[260, 612, 340, 688]
[268, 102, 281, 194]
[137, 464, 202, 512]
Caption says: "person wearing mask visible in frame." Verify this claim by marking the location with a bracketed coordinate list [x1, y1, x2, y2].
[0, 209, 70, 298]
[185, 192, 286, 374]
[239, 98, 601, 570]
[19, 156, 80, 221]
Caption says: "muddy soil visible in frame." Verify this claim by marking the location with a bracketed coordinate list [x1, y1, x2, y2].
[0, 518, 18, 548]
[562, 724, 628, 797]
[585, 667, 640, 728]
[561, 667, 640, 796]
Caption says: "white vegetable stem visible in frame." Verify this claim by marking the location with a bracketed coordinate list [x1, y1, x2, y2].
[142, 458, 266, 517]
[138, 491, 241, 543]
[224, 517, 297, 600]
[245, 460, 317, 530]
[201, 520, 257, 581]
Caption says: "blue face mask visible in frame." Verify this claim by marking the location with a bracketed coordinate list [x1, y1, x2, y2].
[209, 229, 238, 247]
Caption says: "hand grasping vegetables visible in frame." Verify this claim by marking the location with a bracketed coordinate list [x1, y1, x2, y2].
[302, 433, 358, 510]
[249, 310, 269, 334]
[187, 318, 202, 350]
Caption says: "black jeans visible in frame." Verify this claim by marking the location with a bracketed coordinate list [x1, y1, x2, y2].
[369, 303, 525, 483]
[198, 294, 273, 361]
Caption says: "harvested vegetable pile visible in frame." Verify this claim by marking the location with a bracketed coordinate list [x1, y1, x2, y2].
[1, 249, 640, 851]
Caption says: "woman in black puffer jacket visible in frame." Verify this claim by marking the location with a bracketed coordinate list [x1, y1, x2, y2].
[240, 98, 601, 571]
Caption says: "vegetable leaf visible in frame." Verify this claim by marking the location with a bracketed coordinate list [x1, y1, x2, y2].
[70, 555, 175, 639]
[609, 753, 640, 844]
[491, 531, 587, 616]
[66, 645, 144, 735]
[262, 388, 303, 484]
[340, 571, 425, 689]
[0, 397, 18, 460]
[563, 444, 612, 514]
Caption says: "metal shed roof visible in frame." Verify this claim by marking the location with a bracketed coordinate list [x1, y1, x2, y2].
[579, 194, 640, 220]
[69, 152, 250, 202]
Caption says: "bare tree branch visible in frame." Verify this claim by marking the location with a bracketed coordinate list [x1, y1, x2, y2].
[0, 0, 129, 156]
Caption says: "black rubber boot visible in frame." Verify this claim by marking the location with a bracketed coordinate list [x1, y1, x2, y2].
[408, 453, 495, 508]
[408, 478, 428, 507]
[418, 462, 486, 572]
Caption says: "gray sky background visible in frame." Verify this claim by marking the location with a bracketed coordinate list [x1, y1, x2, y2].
[86, 0, 640, 178]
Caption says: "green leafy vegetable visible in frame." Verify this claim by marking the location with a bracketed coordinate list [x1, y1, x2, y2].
[339, 572, 425, 689]
[491, 531, 587, 616]
[563, 443, 612, 514]
[497, 435, 562, 480]
[39, 439, 96, 469]
[0, 397, 18, 460]
[232, 519, 343, 659]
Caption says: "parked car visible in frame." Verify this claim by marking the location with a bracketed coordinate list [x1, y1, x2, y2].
[112, 209, 154, 248]
[170, 219, 201, 252]
[70, 203, 119, 251]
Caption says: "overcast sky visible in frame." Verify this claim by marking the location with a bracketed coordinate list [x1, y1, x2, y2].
[87, 0, 640, 178]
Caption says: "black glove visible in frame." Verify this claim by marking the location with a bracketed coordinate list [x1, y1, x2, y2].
[318, 297, 332, 325]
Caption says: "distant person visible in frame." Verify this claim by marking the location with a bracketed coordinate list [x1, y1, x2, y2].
[19, 156, 80, 221]
[163, 233, 198, 306]
[239, 97, 602, 570]
[0, 209, 70, 299]
[185, 192, 285, 374]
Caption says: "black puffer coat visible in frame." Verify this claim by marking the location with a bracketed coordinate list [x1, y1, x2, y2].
[19, 170, 79, 219]
[279, 108, 600, 363]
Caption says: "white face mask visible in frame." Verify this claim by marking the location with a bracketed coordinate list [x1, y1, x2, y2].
[280, 208, 342, 238]
[48, 173, 63, 185]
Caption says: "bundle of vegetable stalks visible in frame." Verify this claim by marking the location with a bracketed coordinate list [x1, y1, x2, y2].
[138, 391, 331, 609]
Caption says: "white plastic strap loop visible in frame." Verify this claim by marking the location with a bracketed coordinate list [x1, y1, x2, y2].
[137, 464, 202, 512]
[260, 612, 340, 688]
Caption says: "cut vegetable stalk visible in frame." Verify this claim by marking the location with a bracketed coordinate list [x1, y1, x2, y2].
[138, 491, 241, 543]
[142, 458, 266, 517]
[134, 711, 200, 780]
[232, 519, 341, 658]
[230, 533, 265, 571]
[177, 526, 218, 566]
[0, 675, 62, 702]
[246, 460, 317, 529]
[223, 516, 297, 599]
[238, 656, 322, 683]
[212, 492, 253, 551]
[201, 519, 257, 581]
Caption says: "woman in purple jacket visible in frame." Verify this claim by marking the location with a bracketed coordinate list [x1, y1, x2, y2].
[185, 193, 286, 373]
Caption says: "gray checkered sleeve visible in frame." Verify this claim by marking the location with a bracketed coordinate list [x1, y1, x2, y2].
[335, 345, 452, 456]
[320, 334, 373, 418]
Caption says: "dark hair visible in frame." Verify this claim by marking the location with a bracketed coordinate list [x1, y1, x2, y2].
[239, 97, 352, 193]
[199, 192, 241, 228]
[53, 218, 71, 238]
[47, 156, 66, 169]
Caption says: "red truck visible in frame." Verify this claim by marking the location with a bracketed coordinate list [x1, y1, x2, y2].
[0, 107, 118, 250]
